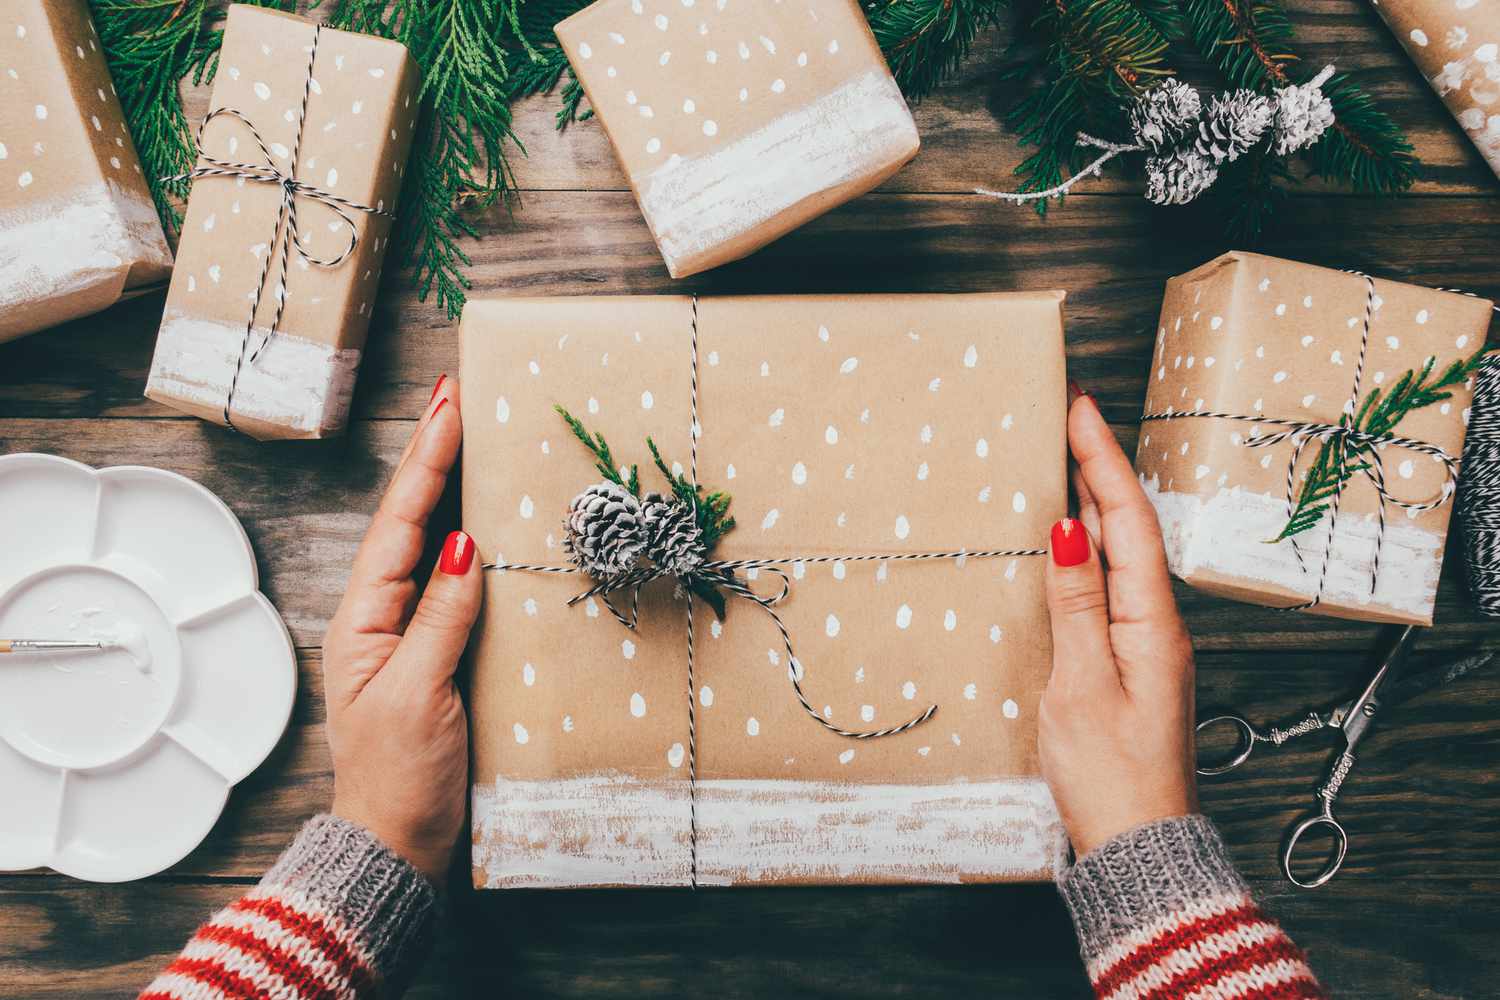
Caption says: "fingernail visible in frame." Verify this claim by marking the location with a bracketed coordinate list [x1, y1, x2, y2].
[428, 374, 448, 405]
[1051, 518, 1090, 567]
[429, 396, 449, 420]
[1067, 378, 1089, 398]
[440, 530, 475, 575]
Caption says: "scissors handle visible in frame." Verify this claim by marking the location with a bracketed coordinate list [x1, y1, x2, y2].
[1281, 750, 1356, 889]
[1194, 710, 1325, 776]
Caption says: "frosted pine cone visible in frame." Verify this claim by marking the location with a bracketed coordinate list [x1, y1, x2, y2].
[1145, 148, 1219, 206]
[1194, 90, 1275, 165]
[641, 493, 706, 577]
[564, 482, 647, 578]
[1272, 70, 1336, 155]
[1129, 79, 1202, 153]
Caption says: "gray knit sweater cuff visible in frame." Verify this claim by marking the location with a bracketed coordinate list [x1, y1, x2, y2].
[1056, 814, 1249, 961]
[263, 814, 438, 990]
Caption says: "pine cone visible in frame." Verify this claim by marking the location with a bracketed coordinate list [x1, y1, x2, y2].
[564, 482, 647, 578]
[641, 492, 706, 577]
[1145, 148, 1219, 206]
[1272, 74, 1336, 155]
[1129, 78, 1202, 153]
[1194, 90, 1275, 165]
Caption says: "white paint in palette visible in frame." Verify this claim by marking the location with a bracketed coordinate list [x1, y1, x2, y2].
[638, 70, 918, 276]
[0, 180, 171, 339]
[470, 775, 1065, 887]
[1141, 473, 1445, 619]
[147, 313, 360, 435]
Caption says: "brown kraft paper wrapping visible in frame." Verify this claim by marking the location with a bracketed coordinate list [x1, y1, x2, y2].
[1134, 251, 1494, 625]
[0, 0, 172, 344]
[1369, 0, 1500, 180]
[144, 5, 419, 441]
[554, 0, 919, 279]
[461, 293, 1070, 887]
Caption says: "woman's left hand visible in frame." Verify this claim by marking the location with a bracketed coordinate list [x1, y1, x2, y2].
[321, 376, 481, 883]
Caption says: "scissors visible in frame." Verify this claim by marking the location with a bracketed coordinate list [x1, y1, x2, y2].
[1194, 625, 1498, 889]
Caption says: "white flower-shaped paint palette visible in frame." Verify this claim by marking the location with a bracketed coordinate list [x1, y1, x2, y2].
[0, 454, 295, 882]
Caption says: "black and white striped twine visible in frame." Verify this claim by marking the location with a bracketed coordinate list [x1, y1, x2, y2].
[1458, 355, 1500, 616]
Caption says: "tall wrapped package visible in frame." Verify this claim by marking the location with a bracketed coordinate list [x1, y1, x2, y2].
[554, 0, 920, 279]
[144, 6, 419, 440]
[462, 293, 1070, 887]
[0, 0, 172, 344]
[1370, 0, 1500, 180]
[1135, 252, 1494, 625]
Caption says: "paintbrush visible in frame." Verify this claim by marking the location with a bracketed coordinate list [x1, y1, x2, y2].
[0, 639, 114, 653]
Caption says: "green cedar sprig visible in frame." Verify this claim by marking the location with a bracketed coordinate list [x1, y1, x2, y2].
[865, 0, 1010, 101]
[556, 404, 639, 497]
[1275, 345, 1493, 541]
[646, 438, 737, 549]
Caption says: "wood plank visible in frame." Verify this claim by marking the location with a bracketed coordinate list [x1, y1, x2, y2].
[174, 14, 1499, 196]
[1, 417, 1497, 656]
[3, 873, 1498, 998]
[2, 191, 1498, 423]
[2, 645, 1494, 881]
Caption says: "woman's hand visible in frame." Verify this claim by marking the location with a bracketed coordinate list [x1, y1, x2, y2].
[321, 376, 481, 883]
[1040, 388, 1198, 858]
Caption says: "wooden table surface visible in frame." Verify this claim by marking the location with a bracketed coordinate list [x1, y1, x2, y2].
[4, 5, 1500, 997]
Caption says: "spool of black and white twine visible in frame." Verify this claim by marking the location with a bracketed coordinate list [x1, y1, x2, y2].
[1458, 355, 1500, 616]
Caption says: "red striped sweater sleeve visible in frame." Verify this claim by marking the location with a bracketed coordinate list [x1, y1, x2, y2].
[1057, 815, 1327, 1000]
[140, 815, 437, 1000]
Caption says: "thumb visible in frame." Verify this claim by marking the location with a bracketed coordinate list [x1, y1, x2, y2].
[1045, 518, 1120, 698]
[388, 530, 483, 687]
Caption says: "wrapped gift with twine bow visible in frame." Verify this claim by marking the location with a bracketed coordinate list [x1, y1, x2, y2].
[461, 293, 1070, 888]
[144, 6, 419, 441]
[1135, 252, 1495, 625]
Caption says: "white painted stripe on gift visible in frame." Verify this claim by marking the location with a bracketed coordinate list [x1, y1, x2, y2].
[471, 774, 1065, 888]
[0, 179, 171, 338]
[1140, 473, 1444, 621]
[637, 69, 917, 277]
[147, 313, 362, 435]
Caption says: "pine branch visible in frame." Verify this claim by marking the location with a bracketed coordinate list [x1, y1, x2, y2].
[1274, 345, 1494, 542]
[866, 0, 1011, 100]
[1182, 0, 1416, 196]
[1004, 0, 1174, 205]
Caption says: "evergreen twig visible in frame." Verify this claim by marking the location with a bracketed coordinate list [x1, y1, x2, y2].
[866, 0, 1010, 100]
[1276, 346, 1494, 540]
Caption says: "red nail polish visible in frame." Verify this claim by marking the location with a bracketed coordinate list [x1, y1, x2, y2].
[1051, 518, 1090, 567]
[429, 396, 449, 420]
[440, 530, 475, 575]
[428, 374, 448, 404]
[1067, 378, 1089, 398]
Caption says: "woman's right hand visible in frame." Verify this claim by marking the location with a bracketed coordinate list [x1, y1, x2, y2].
[1040, 388, 1199, 858]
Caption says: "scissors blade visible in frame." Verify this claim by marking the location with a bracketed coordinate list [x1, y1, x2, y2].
[1338, 625, 1421, 749]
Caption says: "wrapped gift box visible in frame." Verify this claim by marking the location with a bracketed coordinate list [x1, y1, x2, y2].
[1370, 0, 1500, 180]
[461, 293, 1069, 887]
[144, 5, 419, 440]
[0, 0, 172, 343]
[554, 0, 920, 278]
[1135, 251, 1494, 624]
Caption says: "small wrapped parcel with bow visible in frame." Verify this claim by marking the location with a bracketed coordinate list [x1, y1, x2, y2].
[461, 293, 1070, 888]
[1135, 252, 1494, 625]
[144, 5, 419, 440]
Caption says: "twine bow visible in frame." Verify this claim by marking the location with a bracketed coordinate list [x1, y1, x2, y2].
[486, 296, 1047, 886]
[167, 24, 393, 432]
[1142, 272, 1461, 610]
